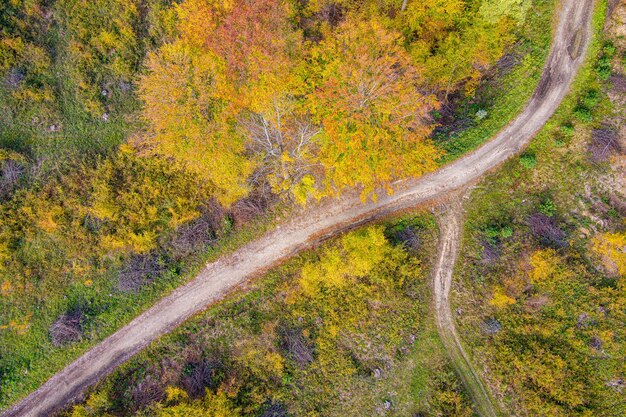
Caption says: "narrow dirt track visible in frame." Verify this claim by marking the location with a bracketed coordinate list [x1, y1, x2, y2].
[433, 200, 499, 417]
[2, 0, 594, 415]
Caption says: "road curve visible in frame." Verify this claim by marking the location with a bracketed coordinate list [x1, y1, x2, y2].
[433, 200, 499, 417]
[2, 0, 594, 415]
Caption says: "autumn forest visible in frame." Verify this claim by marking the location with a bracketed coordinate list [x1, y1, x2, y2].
[1, 0, 625, 416]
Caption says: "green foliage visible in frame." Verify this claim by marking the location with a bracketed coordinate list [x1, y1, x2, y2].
[519, 152, 536, 169]
[560, 123, 575, 137]
[595, 41, 616, 80]
[573, 105, 593, 122]
[484, 224, 513, 243]
[538, 198, 556, 217]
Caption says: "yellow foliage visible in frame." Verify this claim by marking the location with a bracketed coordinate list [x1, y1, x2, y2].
[0, 313, 32, 335]
[175, 0, 233, 48]
[490, 285, 516, 308]
[165, 386, 189, 403]
[529, 249, 558, 283]
[70, 391, 112, 417]
[155, 389, 241, 417]
[138, 41, 252, 205]
[299, 226, 389, 295]
[37, 205, 62, 233]
[406, 0, 514, 95]
[60, 0, 140, 116]
[309, 16, 442, 199]
[592, 232, 626, 277]
[1, 280, 11, 295]
[89, 144, 202, 254]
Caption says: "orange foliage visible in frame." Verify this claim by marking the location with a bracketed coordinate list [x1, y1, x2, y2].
[309, 17, 441, 199]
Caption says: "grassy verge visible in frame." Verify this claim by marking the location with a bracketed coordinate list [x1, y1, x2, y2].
[435, 0, 556, 161]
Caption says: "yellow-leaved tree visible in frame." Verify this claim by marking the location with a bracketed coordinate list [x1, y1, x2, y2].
[139, 0, 304, 205]
[138, 41, 252, 205]
[308, 16, 441, 201]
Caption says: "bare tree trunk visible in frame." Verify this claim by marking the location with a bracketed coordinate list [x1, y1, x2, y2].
[401, 0, 408, 12]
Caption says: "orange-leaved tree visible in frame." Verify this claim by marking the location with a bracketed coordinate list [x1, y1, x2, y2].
[308, 16, 441, 200]
[138, 0, 305, 205]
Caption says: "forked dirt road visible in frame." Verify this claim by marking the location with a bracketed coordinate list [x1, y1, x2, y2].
[434, 200, 499, 417]
[3, 0, 594, 415]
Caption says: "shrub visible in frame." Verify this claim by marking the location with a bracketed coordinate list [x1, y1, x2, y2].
[0, 159, 23, 198]
[528, 213, 567, 248]
[539, 198, 556, 217]
[589, 127, 620, 163]
[181, 359, 221, 398]
[128, 376, 165, 412]
[582, 90, 600, 108]
[118, 252, 165, 292]
[573, 106, 593, 123]
[520, 152, 536, 169]
[49, 308, 84, 347]
[167, 202, 226, 259]
[480, 240, 501, 265]
[260, 401, 290, 417]
[278, 325, 314, 368]
[610, 73, 626, 93]
[392, 226, 422, 252]
[229, 185, 276, 226]
[560, 123, 575, 137]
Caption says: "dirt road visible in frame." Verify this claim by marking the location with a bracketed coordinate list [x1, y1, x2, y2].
[433, 200, 500, 417]
[2, 0, 594, 415]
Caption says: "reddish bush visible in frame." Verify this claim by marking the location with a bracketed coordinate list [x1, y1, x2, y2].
[49, 309, 84, 346]
[589, 126, 620, 163]
[528, 213, 567, 248]
[168, 201, 226, 259]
